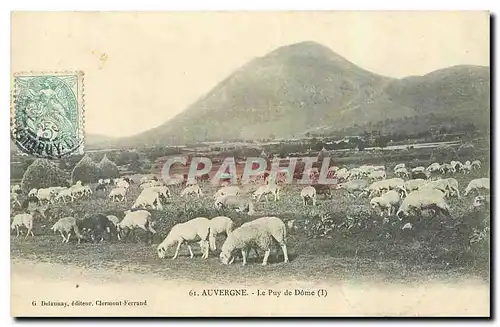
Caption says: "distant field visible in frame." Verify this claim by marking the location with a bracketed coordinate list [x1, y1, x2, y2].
[10, 155, 490, 283]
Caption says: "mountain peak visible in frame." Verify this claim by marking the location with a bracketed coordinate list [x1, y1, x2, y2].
[268, 41, 348, 61]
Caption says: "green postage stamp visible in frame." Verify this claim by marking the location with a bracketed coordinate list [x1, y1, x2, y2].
[11, 71, 85, 158]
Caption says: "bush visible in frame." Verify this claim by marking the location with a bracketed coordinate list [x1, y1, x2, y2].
[97, 154, 120, 179]
[20, 159, 69, 193]
[71, 154, 99, 184]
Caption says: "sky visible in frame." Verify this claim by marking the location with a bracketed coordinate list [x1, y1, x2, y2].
[11, 11, 490, 138]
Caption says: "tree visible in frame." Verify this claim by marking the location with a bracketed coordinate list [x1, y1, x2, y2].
[71, 154, 100, 184]
[21, 159, 69, 193]
[97, 154, 120, 179]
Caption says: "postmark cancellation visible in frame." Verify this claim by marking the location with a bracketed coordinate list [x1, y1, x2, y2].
[11, 71, 85, 158]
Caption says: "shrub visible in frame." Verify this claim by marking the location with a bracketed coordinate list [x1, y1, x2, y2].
[71, 154, 99, 184]
[97, 154, 120, 179]
[20, 159, 69, 193]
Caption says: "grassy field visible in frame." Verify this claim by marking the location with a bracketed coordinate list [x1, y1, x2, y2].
[10, 160, 490, 284]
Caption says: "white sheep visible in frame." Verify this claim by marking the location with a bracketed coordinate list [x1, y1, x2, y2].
[132, 190, 164, 210]
[54, 188, 75, 203]
[140, 180, 163, 190]
[335, 179, 369, 198]
[394, 163, 406, 171]
[370, 190, 401, 216]
[464, 178, 490, 196]
[108, 187, 127, 202]
[300, 186, 316, 206]
[214, 194, 256, 215]
[334, 168, 350, 181]
[460, 162, 472, 174]
[11, 213, 34, 238]
[471, 160, 481, 170]
[180, 184, 204, 198]
[411, 166, 426, 174]
[157, 217, 210, 260]
[426, 162, 441, 173]
[439, 163, 455, 174]
[220, 216, 289, 266]
[401, 179, 427, 193]
[36, 188, 53, 204]
[28, 188, 38, 197]
[116, 180, 130, 189]
[348, 167, 364, 180]
[394, 167, 411, 178]
[50, 217, 84, 243]
[396, 189, 450, 220]
[146, 186, 171, 199]
[368, 170, 386, 181]
[253, 184, 280, 202]
[213, 185, 241, 200]
[451, 161, 463, 171]
[207, 216, 234, 251]
[118, 210, 156, 236]
[419, 178, 459, 198]
[360, 178, 405, 198]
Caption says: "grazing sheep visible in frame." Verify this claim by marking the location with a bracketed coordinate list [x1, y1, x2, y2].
[334, 168, 350, 182]
[370, 190, 401, 216]
[300, 186, 316, 206]
[108, 187, 127, 202]
[419, 178, 459, 198]
[214, 194, 255, 215]
[401, 179, 427, 193]
[348, 167, 364, 180]
[157, 217, 210, 259]
[51, 217, 84, 243]
[451, 161, 463, 171]
[132, 190, 165, 210]
[394, 167, 411, 178]
[368, 170, 386, 182]
[439, 163, 456, 174]
[411, 166, 426, 174]
[335, 179, 369, 198]
[11, 213, 34, 238]
[396, 189, 450, 220]
[213, 185, 241, 200]
[471, 160, 481, 170]
[426, 162, 441, 173]
[394, 163, 406, 171]
[464, 178, 490, 196]
[54, 188, 75, 203]
[116, 180, 130, 189]
[207, 216, 234, 251]
[360, 178, 405, 198]
[220, 216, 289, 266]
[146, 186, 171, 200]
[180, 184, 204, 198]
[253, 184, 280, 202]
[119, 210, 156, 241]
[460, 162, 472, 174]
[36, 188, 54, 204]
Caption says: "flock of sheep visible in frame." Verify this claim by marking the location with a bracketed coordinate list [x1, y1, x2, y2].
[10, 157, 489, 266]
